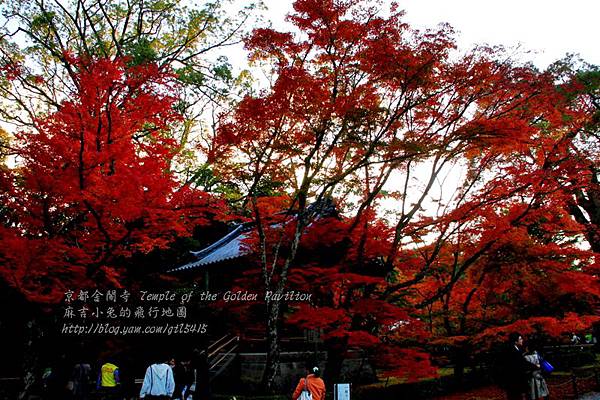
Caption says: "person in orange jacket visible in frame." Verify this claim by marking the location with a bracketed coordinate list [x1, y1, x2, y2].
[292, 366, 325, 400]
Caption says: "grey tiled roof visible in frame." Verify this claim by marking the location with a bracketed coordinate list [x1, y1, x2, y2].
[168, 225, 250, 272]
[169, 197, 339, 273]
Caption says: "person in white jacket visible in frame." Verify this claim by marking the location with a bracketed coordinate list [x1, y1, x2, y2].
[139, 358, 175, 399]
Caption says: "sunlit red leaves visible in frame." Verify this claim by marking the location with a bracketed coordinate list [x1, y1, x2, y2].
[410, 201, 600, 352]
[359, 23, 455, 92]
[460, 118, 536, 158]
[0, 57, 217, 303]
[221, 0, 600, 381]
[245, 29, 297, 65]
[0, 61, 22, 81]
[288, 0, 357, 47]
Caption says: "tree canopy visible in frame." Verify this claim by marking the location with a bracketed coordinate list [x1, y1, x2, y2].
[0, 0, 598, 390]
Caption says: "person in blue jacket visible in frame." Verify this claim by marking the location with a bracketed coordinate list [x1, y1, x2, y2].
[139, 356, 175, 399]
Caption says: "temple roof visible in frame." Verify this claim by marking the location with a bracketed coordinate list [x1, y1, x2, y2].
[168, 224, 250, 272]
[168, 197, 339, 273]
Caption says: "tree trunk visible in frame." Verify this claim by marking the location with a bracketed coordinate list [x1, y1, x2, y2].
[262, 299, 281, 392]
[453, 357, 465, 387]
[452, 342, 470, 388]
[19, 318, 42, 400]
[324, 338, 348, 386]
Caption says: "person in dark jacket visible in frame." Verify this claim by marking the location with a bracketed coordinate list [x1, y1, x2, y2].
[191, 348, 210, 400]
[500, 332, 535, 400]
[173, 358, 194, 400]
[71, 361, 92, 400]
[44, 354, 73, 400]
[118, 355, 137, 400]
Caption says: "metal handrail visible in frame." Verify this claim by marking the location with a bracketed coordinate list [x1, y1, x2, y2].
[210, 344, 239, 370]
[209, 344, 240, 381]
[208, 336, 239, 359]
[207, 335, 231, 353]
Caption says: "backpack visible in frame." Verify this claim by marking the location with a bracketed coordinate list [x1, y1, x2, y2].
[298, 377, 312, 400]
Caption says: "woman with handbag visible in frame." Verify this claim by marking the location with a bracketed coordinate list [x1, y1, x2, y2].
[292, 366, 325, 400]
[523, 344, 550, 400]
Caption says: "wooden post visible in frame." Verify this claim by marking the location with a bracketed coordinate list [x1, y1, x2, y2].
[571, 370, 579, 399]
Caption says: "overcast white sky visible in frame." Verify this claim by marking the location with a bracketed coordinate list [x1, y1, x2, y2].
[258, 0, 600, 69]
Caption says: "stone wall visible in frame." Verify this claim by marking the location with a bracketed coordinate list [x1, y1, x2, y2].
[212, 350, 376, 394]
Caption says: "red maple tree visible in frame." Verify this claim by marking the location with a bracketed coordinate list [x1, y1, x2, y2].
[209, 0, 600, 387]
[0, 57, 219, 303]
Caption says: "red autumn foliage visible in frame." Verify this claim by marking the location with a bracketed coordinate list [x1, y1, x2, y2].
[209, 0, 600, 383]
[0, 57, 220, 303]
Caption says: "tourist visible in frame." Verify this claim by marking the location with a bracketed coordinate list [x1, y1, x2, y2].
[523, 344, 549, 400]
[70, 360, 92, 400]
[498, 332, 534, 400]
[292, 365, 325, 400]
[139, 356, 175, 399]
[173, 358, 194, 400]
[118, 355, 138, 400]
[97, 358, 120, 400]
[191, 348, 210, 400]
[44, 354, 73, 400]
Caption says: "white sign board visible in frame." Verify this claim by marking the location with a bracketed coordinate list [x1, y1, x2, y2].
[334, 383, 350, 400]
